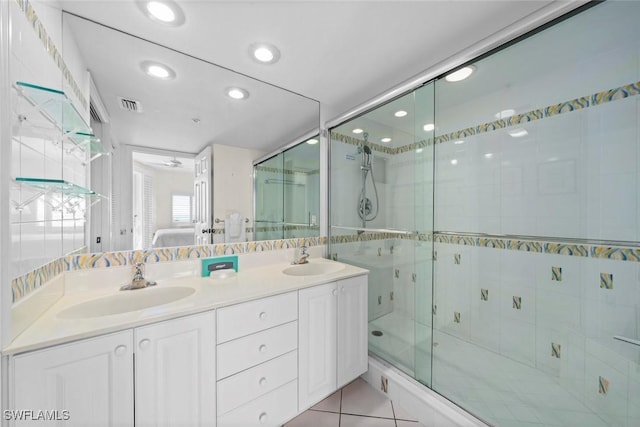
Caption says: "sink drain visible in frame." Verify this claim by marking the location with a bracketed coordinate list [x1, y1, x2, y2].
[371, 330, 383, 337]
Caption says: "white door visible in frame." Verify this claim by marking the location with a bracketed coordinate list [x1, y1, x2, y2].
[337, 275, 369, 388]
[12, 331, 134, 427]
[134, 311, 216, 427]
[298, 282, 337, 411]
[194, 146, 212, 245]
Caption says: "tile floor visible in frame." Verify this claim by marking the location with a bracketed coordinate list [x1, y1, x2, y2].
[284, 378, 424, 427]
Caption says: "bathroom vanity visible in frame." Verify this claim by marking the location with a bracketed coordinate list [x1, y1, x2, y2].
[4, 258, 368, 427]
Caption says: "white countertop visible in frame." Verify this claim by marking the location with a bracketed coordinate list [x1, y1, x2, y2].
[4, 258, 368, 356]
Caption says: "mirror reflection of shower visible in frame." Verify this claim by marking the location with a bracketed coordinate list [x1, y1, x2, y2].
[357, 132, 379, 231]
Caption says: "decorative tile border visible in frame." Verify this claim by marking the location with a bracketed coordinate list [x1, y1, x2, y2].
[11, 236, 328, 304]
[331, 80, 640, 156]
[330, 230, 640, 265]
[14, 0, 88, 111]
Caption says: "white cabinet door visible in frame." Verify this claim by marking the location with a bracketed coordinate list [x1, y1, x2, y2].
[298, 282, 337, 411]
[12, 331, 134, 427]
[135, 311, 216, 427]
[337, 275, 369, 388]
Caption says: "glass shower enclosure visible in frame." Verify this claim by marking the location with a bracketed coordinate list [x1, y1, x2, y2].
[329, 2, 640, 426]
[329, 84, 435, 386]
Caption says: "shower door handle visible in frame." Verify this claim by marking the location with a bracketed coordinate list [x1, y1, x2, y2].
[613, 335, 640, 347]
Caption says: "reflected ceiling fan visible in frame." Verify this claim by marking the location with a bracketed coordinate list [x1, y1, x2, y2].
[150, 157, 183, 168]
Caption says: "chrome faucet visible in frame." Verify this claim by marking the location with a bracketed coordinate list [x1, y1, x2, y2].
[292, 246, 310, 265]
[121, 262, 157, 290]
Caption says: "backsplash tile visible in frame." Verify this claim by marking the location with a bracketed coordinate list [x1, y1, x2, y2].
[12, 236, 327, 304]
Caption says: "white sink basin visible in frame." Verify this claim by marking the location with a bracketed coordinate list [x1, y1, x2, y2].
[282, 262, 345, 277]
[57, 286, 196, 319]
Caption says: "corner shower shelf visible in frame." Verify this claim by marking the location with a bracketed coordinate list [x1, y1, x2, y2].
[12, 177, 105, 212]
[14, 81, 107, 162]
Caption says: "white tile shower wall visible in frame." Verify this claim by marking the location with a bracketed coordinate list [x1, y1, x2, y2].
[10, 0, 90, 279]
[433, 240, 640, 425]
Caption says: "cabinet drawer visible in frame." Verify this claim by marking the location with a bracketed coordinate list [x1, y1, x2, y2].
[217, 321, 297, 379]
[217, 292, 297, 344]
[217, 350, 297, 415]
[217, 380, 297, 427]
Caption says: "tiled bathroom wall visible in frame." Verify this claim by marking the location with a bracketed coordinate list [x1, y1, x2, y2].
[9, 0, 90, 279]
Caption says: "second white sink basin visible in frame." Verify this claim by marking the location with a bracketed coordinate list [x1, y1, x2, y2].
[282, 262, 345, 277]
[57, 286, 196, 319]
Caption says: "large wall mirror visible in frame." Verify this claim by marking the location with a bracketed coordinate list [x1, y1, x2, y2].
[60, 11, 320, 253]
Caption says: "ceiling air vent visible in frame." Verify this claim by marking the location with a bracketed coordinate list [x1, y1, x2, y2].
[118, 97, 143, 113]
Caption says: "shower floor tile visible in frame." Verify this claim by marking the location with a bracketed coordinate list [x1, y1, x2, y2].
[284, 378, 424, 427]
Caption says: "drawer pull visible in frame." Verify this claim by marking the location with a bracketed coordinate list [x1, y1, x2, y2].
[114, 345, 127, 356]
[259, 311, 267, 320]
[258, 344, 267, 353]
[259, 377, 267, 386]
[259, 412, 268, 423]
[139, 339, 151, 350]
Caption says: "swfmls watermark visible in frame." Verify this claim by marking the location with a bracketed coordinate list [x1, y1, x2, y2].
[3, 410, 70, 421]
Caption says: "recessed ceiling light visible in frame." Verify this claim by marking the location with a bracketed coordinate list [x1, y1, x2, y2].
[495, 109, 516, 119]
[508, 128, 529, 138]
[352, 128, 364, 134]
[484, 153, 494, 159]
[445, 66, 475, 82]
[141, 61, 175, 80]
[451, 159, 458, 165]
[226, 87, 249, 100]
[381, 137, 392, 143]
[250, 43, 281, 64]
[139, 0, 185, 26]
[306, 138, 318, 145]
[453, 140, 465, 145]
[423, 123, 435, 132]
[394, 110, 408, 117]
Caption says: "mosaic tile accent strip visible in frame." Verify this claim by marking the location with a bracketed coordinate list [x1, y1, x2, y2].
[600, 273, 613, 290]
[332, 81, 640, 155]
[551, 343, 561, 359]
[590, 246, 640, 262]
[454, 311, 461, 323]
[12, 236, 328, 304]
[544, 243, 589, 257]
[599, 376, 609, 395]
[14, 0, 88, 110]
[454, 254, 461, 264]
[480, 288, 489, 301]
[552, 266, 562, 281]
[513, 296, 522, 310]
[11, 257, 65, 304]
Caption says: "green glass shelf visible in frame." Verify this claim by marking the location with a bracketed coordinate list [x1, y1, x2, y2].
[16, 81, 91, 134]
[15, 177, 101, 196]
[15, 82, 107, 158]
[13, 177, 105, 211]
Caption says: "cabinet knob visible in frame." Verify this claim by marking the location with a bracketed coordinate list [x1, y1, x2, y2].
[259, 377, 267, 387]
[258, 344, 267, 353]
[259, 412, 268, 423]
[114, 345, 127, 356]
[332, 289, 337, 296]
[139, 339, 151, 350]
[259, 311, 267, 320]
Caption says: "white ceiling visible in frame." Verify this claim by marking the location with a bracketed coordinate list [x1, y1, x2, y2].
[58, 0, 584, 154]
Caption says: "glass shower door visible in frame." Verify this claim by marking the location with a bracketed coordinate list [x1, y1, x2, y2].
[414, 82, 435, 388]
